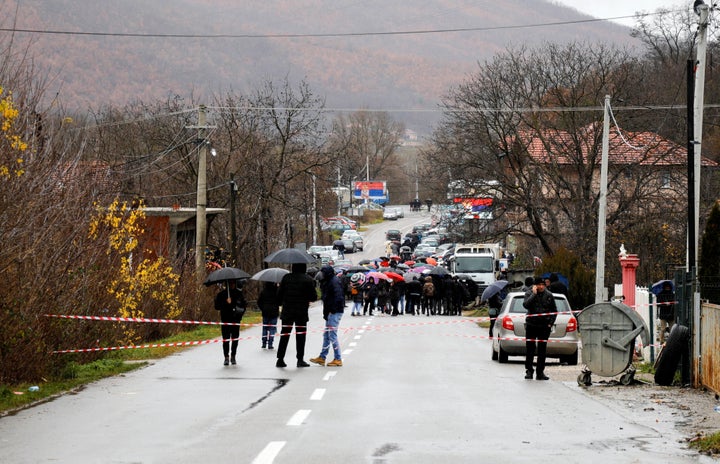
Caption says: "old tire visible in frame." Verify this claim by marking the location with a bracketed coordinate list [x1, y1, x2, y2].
[498, 345, 509, 363]
[654, 325, 689, 386]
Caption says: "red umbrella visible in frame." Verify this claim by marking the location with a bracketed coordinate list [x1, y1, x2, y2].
[425, 257, 438, 266]
[384, 271, 404, 282]
[366, 271, 391, 283]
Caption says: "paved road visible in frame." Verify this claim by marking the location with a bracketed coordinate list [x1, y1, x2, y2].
[0, 207, 711, 463]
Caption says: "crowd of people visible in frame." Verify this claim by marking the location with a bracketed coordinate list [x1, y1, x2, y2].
[343, 270, 474, 317]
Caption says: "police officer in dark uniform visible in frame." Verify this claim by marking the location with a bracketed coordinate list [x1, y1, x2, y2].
[523, 277, 557, 380]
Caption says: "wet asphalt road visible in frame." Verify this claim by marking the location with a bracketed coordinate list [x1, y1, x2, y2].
[0, 207, 711, 463]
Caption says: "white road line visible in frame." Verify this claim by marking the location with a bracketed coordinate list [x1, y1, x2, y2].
[287, 409, 311, 426]
[252, 441, 286, 464]
[343, 349, 353, 355]
[358, 329, 365, 334]
[310, 388, 326, 400]
[354, 335, 362, 340]
[323, 371, 337, 381]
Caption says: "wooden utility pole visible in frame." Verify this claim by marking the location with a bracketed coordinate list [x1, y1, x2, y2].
[194, 105, 208, 283]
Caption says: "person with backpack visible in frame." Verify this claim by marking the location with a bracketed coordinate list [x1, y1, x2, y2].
[422, 276, 436, 316]
[349, 274, 365, 316]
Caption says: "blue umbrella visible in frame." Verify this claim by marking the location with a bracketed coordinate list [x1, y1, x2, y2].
[651, 280, 674, 295]
[541, 272, 569, 290]
[481, 280, 508, 302]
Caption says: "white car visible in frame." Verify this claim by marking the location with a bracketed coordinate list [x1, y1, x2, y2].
[383, 209, 398, 220]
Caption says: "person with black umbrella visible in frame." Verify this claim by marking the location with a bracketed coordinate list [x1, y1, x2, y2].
[214, 279, 247, 366]
[276, 262, 318, 368]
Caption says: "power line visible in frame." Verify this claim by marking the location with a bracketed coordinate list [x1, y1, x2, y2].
[0, 11, 673, 40]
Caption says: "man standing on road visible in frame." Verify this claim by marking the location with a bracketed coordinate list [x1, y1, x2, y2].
[310, 265, 345, 367]
[523, 277, 557, 380]
[276, 263, 317, 368]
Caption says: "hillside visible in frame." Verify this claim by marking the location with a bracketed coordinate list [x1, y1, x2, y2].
[5, 0, 638, 132]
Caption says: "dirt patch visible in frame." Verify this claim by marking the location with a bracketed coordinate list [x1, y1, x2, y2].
[546, 361, 720, 449]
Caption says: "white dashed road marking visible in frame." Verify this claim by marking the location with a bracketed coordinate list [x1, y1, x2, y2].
[311, 388, 326, 400]
[252, 441, 286, 464]
[287, 409, 311, 426]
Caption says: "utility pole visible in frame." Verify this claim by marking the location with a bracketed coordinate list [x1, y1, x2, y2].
[229, 174, 238, 265]
[692, 2, 710, 272]
[189, 105, 210, 283]
[595, 95, 611, 303]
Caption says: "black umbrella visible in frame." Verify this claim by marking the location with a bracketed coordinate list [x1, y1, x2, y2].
[264, 248, 315, 264]
[428, 266, 449, 276]
[203, 267, 251, 286]
[251, 267, 289, 283]
[481, 280, 508, 302]
[346, 265, 370, 273]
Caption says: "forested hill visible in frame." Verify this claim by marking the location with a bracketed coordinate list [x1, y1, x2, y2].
[8, 0, 637, 131]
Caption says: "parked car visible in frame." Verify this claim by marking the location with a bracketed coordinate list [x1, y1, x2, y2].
[385, 229, 402, 241]
[308, 245, 333, 255]
[491, 291, 579, 365]
[383, 208, 398, 220]
[393, 207, 405, 218]
[342, 231, 364, 251]
[334, 215, 358, 229]
[340, 238, 358, 253]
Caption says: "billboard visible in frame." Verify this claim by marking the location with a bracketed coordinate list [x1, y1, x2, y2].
[353, 180, 389, 204]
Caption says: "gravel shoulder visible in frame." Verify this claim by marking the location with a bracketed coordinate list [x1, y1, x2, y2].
[546, 357, 720, 452]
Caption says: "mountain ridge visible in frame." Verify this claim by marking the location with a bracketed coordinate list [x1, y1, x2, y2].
[6, 0, 639, 131]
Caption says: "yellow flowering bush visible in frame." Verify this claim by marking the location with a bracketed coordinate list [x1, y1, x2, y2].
[0, 87, 27, 178]
[89, 199, 181, 339]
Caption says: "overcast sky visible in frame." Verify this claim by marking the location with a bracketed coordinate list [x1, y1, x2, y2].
[553, 1, 688, 26]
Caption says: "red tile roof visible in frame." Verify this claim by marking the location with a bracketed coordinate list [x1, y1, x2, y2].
[519, 126, 717, 167]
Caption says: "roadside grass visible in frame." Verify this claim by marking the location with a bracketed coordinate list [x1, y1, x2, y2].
[465, 306, 489, 328]
[690, 431, 720, 455]
[0, 312, 261, 415]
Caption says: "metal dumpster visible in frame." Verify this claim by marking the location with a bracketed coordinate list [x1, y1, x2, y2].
[576, 301, 650, 386]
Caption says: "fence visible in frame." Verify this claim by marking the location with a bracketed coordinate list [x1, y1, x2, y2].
[699, 302, 720, 394]
[626, 283, 720, 394]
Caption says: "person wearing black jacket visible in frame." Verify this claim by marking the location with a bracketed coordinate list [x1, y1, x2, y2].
[310, 265, 346, 367]
[258, 281, 281, 350]
[276, 263, 318, 368]
[214, 279, 247, 366]
[523, 277, 558, 380]
[406, 276, 422, 315]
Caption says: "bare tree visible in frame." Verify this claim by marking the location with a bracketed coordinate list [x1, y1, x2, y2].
[327, 110, 405, 186]
[427, 42, 690, 285]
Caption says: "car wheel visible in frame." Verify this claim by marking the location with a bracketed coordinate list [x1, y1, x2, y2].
[561, 350, 579, 366]
[654, 324, 690, 386]
[498, 345, 509, 363]
[491, 347, 498, 361]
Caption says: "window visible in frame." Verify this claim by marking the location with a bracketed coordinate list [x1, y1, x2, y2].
[661, 171, 671, 189]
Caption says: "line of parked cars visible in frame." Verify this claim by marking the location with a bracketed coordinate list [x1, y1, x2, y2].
[320, 215, 358, 231]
